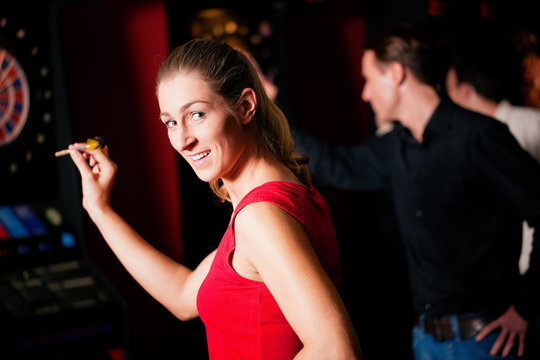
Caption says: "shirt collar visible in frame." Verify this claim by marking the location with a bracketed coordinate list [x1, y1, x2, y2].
[393, 97, 452, 144]
[422, 97, 453, 142]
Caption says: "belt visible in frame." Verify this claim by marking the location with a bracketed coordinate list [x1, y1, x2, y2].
[415, 313, 496, 342]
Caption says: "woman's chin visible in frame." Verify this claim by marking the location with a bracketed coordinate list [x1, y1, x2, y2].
[192, 170, 219, 183]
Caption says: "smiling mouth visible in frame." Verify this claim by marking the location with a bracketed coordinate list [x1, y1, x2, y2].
[190, 151, 210, 161]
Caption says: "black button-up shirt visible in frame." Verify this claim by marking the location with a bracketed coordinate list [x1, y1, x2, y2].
[295, 98, 540, 320]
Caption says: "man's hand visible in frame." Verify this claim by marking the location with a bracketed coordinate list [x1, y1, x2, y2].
[476, 305, 528, 357]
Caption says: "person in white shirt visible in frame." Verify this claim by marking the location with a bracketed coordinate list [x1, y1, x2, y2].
[446, 52, 540, 275]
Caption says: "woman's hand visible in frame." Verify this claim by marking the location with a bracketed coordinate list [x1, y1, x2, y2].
[69, 143, 117, 215]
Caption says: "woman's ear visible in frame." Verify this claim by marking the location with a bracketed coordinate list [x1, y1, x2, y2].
[238, 88, 257, 125]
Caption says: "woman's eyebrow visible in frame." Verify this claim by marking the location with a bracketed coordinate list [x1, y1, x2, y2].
[160, 100, 211, 118]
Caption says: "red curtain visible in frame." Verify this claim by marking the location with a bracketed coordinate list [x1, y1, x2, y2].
[60, 1, 186, 357]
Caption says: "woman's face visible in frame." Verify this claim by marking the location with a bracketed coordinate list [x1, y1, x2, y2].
[157, 71, 251, 183]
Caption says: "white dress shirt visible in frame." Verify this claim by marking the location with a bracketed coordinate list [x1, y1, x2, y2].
[495, 99, 540, 274]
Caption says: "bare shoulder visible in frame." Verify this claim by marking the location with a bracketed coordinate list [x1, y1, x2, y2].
[234, 200, 310, 262]
[235, 201, 302, 238]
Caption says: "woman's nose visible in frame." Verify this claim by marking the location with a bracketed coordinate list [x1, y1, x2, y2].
[171, 127, 196, 152]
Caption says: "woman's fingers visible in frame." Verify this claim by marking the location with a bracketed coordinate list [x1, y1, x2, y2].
[69, 144, 94, 179]
[68, 143, 117, 212]
[68, 143, 116, 183]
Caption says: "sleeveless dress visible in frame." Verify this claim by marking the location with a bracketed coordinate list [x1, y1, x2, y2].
[197, 181, 341, 359]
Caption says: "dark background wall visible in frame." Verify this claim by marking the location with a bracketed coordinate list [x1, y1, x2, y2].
[53, 0, 539, 359]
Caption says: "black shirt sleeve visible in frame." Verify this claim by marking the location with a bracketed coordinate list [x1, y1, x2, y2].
[293, 128, 390, 191]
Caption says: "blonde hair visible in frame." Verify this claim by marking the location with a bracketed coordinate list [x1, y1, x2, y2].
[156, 39, 310, 202]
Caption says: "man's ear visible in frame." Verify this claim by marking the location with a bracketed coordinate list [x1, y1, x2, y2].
[389, 61, 406, 85]
[459, 82, 475, 99]
[238, 88, 257, 125]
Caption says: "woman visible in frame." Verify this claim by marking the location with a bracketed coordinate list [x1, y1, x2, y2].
[68, 39, 361, 359]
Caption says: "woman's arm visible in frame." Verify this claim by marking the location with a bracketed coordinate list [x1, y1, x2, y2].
[69, 145, 214, 320]
[234, 201, 362, 359]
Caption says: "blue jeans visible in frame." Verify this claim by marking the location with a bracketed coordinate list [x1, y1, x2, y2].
[412, 314, 521, 360]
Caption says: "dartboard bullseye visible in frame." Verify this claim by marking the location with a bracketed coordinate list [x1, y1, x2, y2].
[0, 48, 30, 146]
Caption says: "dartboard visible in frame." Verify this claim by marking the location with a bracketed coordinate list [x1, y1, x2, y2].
[0, 48, 30, 146]
[0, 10, 57, 203]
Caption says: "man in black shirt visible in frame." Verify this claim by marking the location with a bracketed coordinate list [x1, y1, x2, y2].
[295, 24, 540, 359]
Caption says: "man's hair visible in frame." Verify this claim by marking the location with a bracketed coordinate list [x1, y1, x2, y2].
[364, 22, 443, 89]
[451, 50, 504, 102]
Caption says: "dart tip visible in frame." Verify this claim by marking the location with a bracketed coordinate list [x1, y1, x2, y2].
[54, 149, 71, 157]
[54, 144, 90, 157]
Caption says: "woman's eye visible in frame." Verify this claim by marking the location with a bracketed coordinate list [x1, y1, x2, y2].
[165, 119, 177, 128]
[190, 112, 205, 121]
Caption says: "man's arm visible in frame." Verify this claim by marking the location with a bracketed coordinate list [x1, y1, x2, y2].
[293, 129, 390, 191]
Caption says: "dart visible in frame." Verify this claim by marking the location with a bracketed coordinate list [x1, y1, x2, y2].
[54, 136, 104, 157]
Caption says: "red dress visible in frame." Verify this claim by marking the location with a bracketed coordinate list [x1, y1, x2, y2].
[197, 181, 341, 359]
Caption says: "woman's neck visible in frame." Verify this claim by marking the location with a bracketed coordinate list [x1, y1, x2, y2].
[223, 150, 299, 208]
